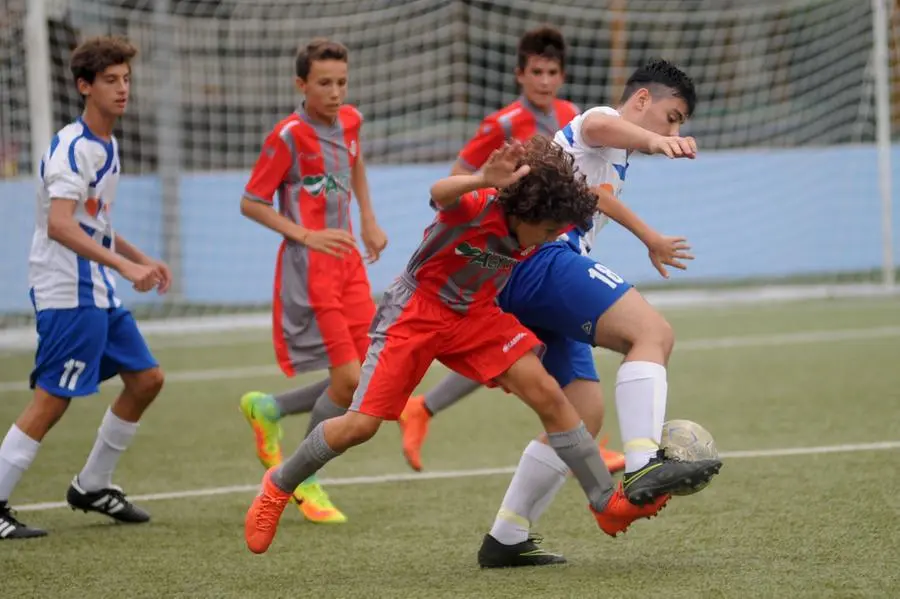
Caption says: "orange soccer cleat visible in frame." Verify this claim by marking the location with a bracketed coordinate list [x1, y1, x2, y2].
[598, 437, 626, 474]
[591, 483, 669, 537]
[398, 395, 431, 471]
[244, 467, 293, 554]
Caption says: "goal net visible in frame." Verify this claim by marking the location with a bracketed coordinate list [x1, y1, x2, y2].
[0, 0, 896, 331]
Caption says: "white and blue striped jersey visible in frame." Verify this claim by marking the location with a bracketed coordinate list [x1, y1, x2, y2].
[29, 118, 122, 311]
[554, 106, 628, 255]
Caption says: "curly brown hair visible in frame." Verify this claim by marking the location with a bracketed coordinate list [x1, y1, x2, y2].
[497, 136, 596, 226]
[70, 36, 137, 88]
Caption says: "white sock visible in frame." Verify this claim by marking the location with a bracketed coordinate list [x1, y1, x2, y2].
[489, 440, 569, 546]
[0, 425, 41, 503]
[78, 409, 139, 492]
[616, 361, 667, 473]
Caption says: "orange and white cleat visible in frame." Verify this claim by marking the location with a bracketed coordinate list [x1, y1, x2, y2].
[398, 395, 431, 471]
[591, 482, 669, 537]
[244, 467, 292, 554]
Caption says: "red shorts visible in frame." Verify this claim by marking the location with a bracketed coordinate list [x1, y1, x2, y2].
[272, 241, 375, 376]
[350, 279, 541, 421]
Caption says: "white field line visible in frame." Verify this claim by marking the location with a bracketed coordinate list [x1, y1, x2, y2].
[2, 325, 900, 395]
[2, 283, 898, 352]
[15, 440, 900, 512]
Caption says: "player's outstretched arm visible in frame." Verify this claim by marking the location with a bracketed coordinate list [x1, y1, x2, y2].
[592, 186, 693, 278]
[47, 199, 159, 292]
[350, 150, 388, 264]
[430, 143, 530, 209]
[581, 112, 696, 158]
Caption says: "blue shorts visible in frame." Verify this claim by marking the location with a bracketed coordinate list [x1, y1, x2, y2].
[499, 241, 633, 386]
[30, 307, 158, 398]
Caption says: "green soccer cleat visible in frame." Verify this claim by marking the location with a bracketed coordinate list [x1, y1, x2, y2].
[239, 391, 283, 469]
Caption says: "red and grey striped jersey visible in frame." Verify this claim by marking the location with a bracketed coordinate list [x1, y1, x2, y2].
[458, 96, 579, 172]
[401, 189, 534, 313]
[244, 104, 362, 233]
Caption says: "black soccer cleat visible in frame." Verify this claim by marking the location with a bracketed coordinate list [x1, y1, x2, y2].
[66, 477, 151, 524]
[0, 502, 47, 540]
[477, 533, 567, 569]
[623, 450, 722, 505]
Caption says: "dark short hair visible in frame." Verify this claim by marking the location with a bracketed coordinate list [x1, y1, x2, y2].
[517, 25, 566, 71]
[498, 136, 595, 226]
[621, 59, 697, 117]
[70, 36, 137, 88]
[295, 38, 348, 80]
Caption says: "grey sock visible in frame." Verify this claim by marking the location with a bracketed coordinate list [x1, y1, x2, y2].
[304, 389, 347, 438]
[547, 422, 614, 511]
[274, 378, 330, 416]
[423, 372, 482, 415]
[272, 423, 341, 492]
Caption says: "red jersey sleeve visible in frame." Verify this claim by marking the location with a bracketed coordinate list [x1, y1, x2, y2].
[437, 188, 493, 226]
[457, 117, 505, 172]
[244, 129, 292, 205]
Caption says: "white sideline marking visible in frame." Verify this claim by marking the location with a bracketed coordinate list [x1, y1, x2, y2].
[2, 325, 900, 394]
[2, 283, 898, 352]
[14, 440, 900, 513]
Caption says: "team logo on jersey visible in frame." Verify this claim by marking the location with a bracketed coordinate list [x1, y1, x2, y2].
[301, 174, 350, 196]
[349, 140, 358, 157]
[581, 321, 593, 336]
[454, 242, 519, 270]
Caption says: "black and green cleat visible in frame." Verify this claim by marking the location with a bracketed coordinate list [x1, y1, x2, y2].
[623, 450, 723, 505]
[477, 534, 567, 569]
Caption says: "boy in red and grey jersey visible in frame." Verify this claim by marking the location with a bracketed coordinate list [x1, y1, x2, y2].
[453, 26, 579, 176]
[245, 138, 670, 555]
[238, 39, 388, 524]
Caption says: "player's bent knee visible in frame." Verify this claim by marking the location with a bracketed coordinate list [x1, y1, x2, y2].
[126, 367, 165, 401]
[578, 403, 605, 437]
[330, 362, 361, 407]
[525, 374, 570, 419]
[339, 411, 381, 445]
[16, 389, 71, 440]
[655, 317, 675, 357]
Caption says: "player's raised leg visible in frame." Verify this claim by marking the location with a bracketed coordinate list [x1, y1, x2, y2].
[492, 349, 667, 537]
[592, 286, 722, 503]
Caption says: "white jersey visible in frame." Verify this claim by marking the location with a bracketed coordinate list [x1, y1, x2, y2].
[29, 118, 122, 311]
[553, 106, 628, 255]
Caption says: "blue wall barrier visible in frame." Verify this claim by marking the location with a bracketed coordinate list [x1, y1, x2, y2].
[2, 146, 898, 314]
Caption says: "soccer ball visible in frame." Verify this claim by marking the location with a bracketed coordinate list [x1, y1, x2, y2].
[660, 419, 718, 496]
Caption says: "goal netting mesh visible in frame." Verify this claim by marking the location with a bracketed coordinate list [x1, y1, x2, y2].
[0, 0, 896, 329]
